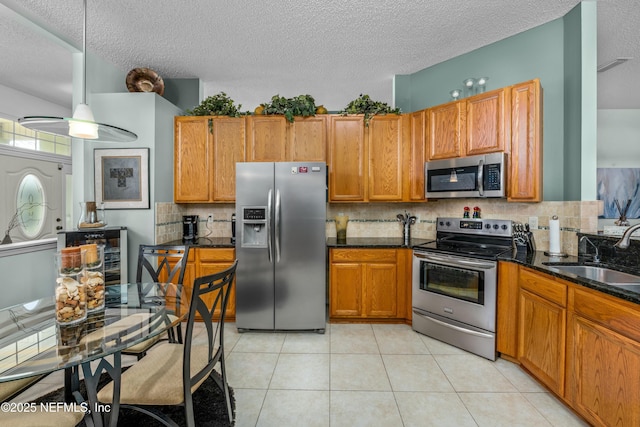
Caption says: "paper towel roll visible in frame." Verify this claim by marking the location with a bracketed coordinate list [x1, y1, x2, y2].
[549, 218, 561, 254]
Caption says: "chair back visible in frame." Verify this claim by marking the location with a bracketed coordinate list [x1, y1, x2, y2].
[136, 245, 190, 327]
[136, 244, 190, 285]
[183, 260, 237, 395]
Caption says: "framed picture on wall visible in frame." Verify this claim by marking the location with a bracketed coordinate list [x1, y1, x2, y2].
[597, 168, 640, 219]
[95, 148, 149, 209]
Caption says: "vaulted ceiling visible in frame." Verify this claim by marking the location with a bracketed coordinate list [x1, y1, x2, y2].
[0, 0, 637, 113]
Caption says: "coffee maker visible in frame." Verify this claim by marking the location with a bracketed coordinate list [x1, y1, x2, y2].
[182, 215, 199, 242]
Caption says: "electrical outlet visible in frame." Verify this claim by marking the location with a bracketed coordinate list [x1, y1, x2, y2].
[207, 214, 214, 224]
[528, 216, 538, 230]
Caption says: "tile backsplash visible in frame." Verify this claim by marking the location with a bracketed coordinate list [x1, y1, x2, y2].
[156, 200, 603, 256]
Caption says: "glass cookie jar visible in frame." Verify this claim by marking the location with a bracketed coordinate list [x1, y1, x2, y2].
[80, 243, 105, 312]
[54, 247, 87, 324]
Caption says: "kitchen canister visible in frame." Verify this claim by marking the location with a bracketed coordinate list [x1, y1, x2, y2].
[335, 213, 349, 243]
[80, 243, 105, 312]
[54, 247, 87, 324]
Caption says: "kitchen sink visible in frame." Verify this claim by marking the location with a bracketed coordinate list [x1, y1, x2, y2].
[546, 265, 640, 288]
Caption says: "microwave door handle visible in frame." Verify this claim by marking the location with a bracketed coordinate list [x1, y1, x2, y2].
[477, 159, 484, 196]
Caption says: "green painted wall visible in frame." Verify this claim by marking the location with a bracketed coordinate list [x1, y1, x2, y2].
[163, 78, 201, 112]
[395, 2, 597, 202]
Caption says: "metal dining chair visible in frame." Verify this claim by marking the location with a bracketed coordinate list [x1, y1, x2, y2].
[97, 260, 237, 426]
[122, 244, 190, 359]
[0, 376, 85, 427]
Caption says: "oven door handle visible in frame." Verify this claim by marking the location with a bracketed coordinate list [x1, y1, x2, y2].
[413, 310, 494, 339]
[413, 252, 496, 270]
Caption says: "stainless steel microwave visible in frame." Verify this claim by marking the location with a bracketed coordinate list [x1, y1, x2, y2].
[425, 152, 507, 198]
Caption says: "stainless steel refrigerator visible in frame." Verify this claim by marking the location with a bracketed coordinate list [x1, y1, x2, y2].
[235, 162, 327, 332]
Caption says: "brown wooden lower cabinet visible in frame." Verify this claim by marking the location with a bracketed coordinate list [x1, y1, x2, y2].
[566, 287, 640, 426]
[329, 248, 410, 322]
[496, 261, 519, 359]
[501, 264, 640, 426]
[163, 247, 236, 322]
[517, 267, 567, 397]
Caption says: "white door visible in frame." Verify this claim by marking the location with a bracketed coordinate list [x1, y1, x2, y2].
[0, 154, 66, 242]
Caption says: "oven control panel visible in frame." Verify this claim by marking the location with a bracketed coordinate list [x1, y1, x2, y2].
[437, 217, 512, 237]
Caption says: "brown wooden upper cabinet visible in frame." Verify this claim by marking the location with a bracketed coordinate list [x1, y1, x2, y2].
[424, 79, 542, 202]
[328, 115, 366, 201]
[408, 110, 426, 201]
[328, 114, 408, 202]
[466, 87, 509, 155]
[174, 116, 245, 203]
[427, 88, 508, 160]
[427, 100, 466, 160]
[509, 79, 542, 202]
[246, 115, 327, 162]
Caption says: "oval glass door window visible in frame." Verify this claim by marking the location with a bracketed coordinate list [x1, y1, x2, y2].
[17, 173, 46, 238]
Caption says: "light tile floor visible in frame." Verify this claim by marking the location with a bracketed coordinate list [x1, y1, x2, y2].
[14, 322, 588, 427]
[225, 322, 587, 427]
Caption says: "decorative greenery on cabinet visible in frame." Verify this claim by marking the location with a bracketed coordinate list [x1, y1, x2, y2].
[258, 94, 317, 123]
[186, 92, 248, 117]
[340, 94, 401, 126]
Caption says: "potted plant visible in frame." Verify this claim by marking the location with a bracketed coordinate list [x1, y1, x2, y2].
[186, 92, 248, 117]
[257, 94, 317, 123]
[340, 94, 401, 126]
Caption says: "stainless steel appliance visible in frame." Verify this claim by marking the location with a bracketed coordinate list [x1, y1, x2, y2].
[235, 162, 327, 332]
[425, 152, 507, 198]
[57, 227, 128, 304]
[182, 215, 199, 242]
[412, 218, 514, 360]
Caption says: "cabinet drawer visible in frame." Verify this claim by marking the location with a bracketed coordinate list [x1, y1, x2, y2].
[331, 249, 397, 263]
[197, 248, 235, 262]
[570, 286, 640, 342]
[519, 267, 567, 307]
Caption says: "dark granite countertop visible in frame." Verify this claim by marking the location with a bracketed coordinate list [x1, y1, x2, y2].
[507, 249, 640, 305]
[326, 237, 434, 248]
[164, 237, 235, 248]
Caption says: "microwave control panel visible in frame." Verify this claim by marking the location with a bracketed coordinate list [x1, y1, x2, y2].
[484, 163, 501, 190]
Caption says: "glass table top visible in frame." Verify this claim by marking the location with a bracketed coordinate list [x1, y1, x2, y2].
[0, 283, 187, 382]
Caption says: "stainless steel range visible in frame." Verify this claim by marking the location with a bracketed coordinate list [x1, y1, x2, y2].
[412, 217, 514, 360]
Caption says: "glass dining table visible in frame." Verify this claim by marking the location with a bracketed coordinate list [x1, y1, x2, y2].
[0, 282, 189, 427]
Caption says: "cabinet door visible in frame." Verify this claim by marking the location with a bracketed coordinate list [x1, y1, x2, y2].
[518, 288, 566, 396]
[427, 101, 466, 160]
[330, 262, 363, 317]
[509, 79, 542, 202]
[466, 88, 508, 155]
[568, 314, 640, 427]
[174, 117, 211, 202]
[196, 249, 236, 320]
[367, 115, 403, 201]
[408, 110, 426, 201]
[288, 116, 327, 161]
[211, 117, 246, 201]
[496, 261, 519, 358]
[246, 116, 287, 162]
[328, 115, 366, 201]
[364, 263, 397, 317]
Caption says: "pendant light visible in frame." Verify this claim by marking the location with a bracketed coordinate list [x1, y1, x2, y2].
[18, 0, 137, 142]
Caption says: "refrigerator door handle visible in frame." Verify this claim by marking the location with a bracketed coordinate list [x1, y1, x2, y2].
[275, 189, 281, 262]
[267, 188, 273, 263]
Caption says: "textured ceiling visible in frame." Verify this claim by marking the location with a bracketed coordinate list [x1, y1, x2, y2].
[0, 0, 637, 113]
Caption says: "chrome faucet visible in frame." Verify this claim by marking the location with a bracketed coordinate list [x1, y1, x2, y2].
[614, 223, 640, 249]
[580, 236, 600, 263]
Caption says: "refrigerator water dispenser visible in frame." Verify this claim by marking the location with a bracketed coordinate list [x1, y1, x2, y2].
[241, 207, 268, 247]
